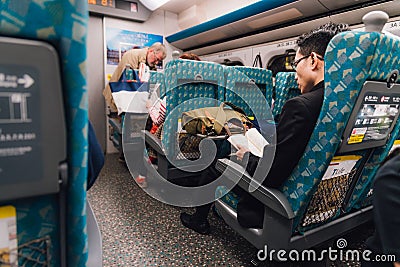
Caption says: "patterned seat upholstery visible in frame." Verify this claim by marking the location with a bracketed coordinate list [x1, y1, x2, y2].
[150, 71, 166, 97]
[272, 72, 300, 119]
[345, 131, 400, 210]
[162, 59, 225, 158]
[224, 66, 273, 120]
[0, 2, 89, 266]
[134, 70, 166, 97]
[347, 64, 400, 213]
[215, 24, 400, 251]
[284, 30, 400, 231]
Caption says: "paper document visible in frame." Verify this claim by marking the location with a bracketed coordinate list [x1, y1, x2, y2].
[322, 155, 362, 180]
[112, 83, 160, 115]
[112, 91, 149, 115]
[227, 128, 269, 157]
[0, 206, 17, 265]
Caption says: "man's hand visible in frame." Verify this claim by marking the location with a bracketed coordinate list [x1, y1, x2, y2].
[236, 144, 250, 161]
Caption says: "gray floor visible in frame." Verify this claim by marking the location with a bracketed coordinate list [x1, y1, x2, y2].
[87, 153, 373, 267]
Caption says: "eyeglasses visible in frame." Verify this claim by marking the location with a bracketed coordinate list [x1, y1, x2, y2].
[291, 54, 324, 70]
[153, 51, 163, 63]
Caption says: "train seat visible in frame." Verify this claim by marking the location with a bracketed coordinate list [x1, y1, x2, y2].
[144, 59, 225, 181]
[223, 66, 273, 121]
[151, 70, 167, 98]
[214, 10, 400, 253]
[0, 1, 92, 267]
[272, 72, 300, 121]
[348, 115, 400, 210]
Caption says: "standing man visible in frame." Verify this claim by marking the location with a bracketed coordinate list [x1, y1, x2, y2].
[103, 42, 167, 114]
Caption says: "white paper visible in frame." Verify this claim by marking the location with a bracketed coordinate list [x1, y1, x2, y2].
[112, 83, 161, 115]
[112, 91, 149, 115]
[322, 155, 362, 180]
[139, 62, 150, 82]
[228, 128, 269, 157]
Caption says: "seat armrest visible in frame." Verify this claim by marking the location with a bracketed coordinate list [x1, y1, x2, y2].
[144, 130, 165, 156]
[216, 158, 295, 219]
[195, 133, 228, 140]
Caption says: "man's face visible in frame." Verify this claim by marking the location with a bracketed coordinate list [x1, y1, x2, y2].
[293, 49, 314, 94]
[147, 49, 164, 67]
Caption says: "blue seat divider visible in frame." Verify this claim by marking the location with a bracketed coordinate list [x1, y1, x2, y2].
[0, 1, 89, 266]
[223, 66, 273, 121]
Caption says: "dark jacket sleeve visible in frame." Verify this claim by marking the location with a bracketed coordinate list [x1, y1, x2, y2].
[366, 153, 400, 261]
[244, 96, 316, 188]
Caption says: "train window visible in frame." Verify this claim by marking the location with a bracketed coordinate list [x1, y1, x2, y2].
[220, 59, 244, 66]
[267, 49, 296, 76]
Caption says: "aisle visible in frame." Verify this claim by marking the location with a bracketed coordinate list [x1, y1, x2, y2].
[88, 153, 373, 266]
[87, 153, 257, 266]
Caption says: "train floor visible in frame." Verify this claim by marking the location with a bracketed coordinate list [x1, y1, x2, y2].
[88, 153, 374, 267]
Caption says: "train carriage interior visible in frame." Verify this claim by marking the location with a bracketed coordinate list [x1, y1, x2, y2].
[1, 0, 400, 266]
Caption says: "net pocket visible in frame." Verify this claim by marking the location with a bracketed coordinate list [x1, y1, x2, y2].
[176, 133, 203, 160]
[0, 236, 51, 267]
[301, 169, 357, 227]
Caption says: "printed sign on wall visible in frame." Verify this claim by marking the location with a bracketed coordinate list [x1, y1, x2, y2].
[105, 27, 163, 66]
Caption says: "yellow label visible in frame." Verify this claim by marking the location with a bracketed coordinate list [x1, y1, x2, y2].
[331, 155, 363, 162]
[394, 140, 400, 145]
[0, 206, 16, 219]
[348, 134, 364, 144]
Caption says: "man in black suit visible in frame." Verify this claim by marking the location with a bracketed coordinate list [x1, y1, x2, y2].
[180, 22, 349, 234]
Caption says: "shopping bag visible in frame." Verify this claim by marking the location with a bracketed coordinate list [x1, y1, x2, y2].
[109, 67, 148, 93]
[181, 102, 252, 136]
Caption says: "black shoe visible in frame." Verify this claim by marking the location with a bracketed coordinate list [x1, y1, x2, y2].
[180, 212, 210, 235]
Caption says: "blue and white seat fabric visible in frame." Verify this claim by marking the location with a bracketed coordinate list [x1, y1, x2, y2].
[224, 66, 273, 121]
[345, 33, 400, 211]
[0, 1, 89, 266]
[284, 30, 400, 231]
[217, 30, 400, 234]
[272, 72, 300, 119]
[162, 59, 225, 157]
[149, 71, 166, 98]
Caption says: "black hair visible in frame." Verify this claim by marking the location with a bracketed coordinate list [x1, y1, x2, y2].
[297, 22, 350, 57]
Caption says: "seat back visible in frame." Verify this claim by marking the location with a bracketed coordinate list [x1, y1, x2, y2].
[272, 72, 300, 119]
[162, 59, 225, 157]
[134, 70, 166, 97]
[0, 2, 89, 266]
[340, 32, 400, 211]
[149, 71, 166, 97]
[223, 66, 273, 120]
[282, 29, 400, 232]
